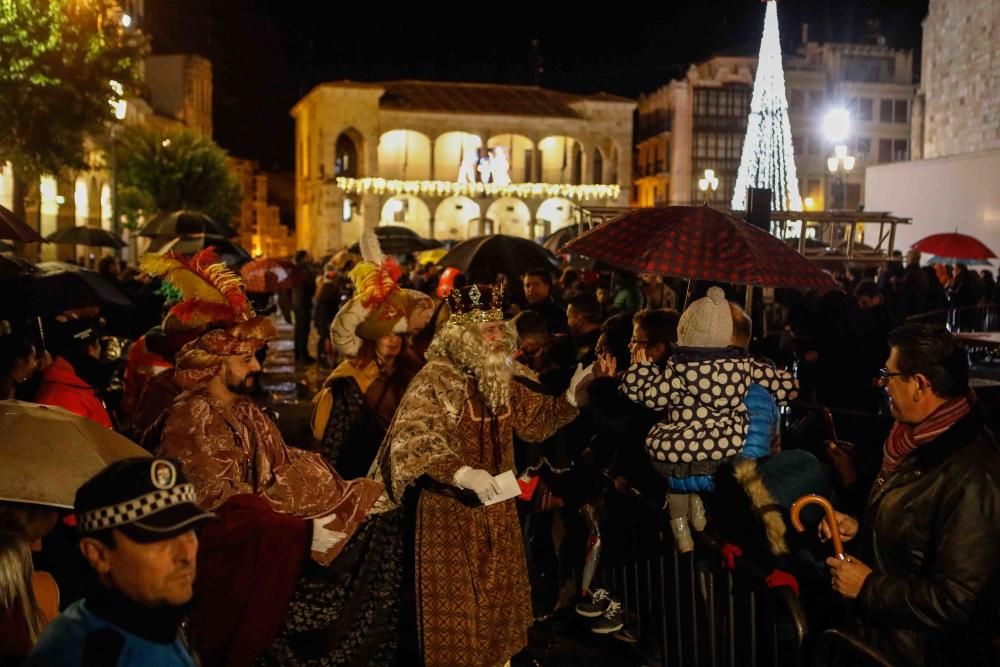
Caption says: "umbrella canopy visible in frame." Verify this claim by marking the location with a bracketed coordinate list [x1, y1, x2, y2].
[416, 247, 448, 265]
[438, 234, 557, 284]
[912, 233, 996, 261]
[45, 226, 126, 248]
[240, 258, 305, 293]
[348, 225, 442, 255]
[138, 210, 239, 239]
[0, 400, 149, 508]
[32, 262, 133, 314]
[561, 206, 841, 291]
[0, 254, 39, 277]
[152, 234, 252, 268]
[543, 224, 584, 254]
[926, 255, 994, 267]
[0, 203, 45, 242]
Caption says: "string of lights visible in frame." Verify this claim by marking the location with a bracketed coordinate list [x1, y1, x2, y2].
[334, 177, 621, 202]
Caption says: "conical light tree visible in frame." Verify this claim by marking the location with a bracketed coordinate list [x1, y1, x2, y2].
[731, 0, 803, 212]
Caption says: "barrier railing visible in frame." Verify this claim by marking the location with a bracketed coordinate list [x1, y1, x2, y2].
[906, 303, 1000, 333]
[585, 502, 808, 667]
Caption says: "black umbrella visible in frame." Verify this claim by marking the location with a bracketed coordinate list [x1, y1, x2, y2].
[29, 263, 133, 315]
[542, 224, 583, 254]
[348, 225, 442, 255]
[45, 226, 126, 249]
[437, 234, 557, 284]
[137, 210, 238, 239]
[0, 203, 45, 242]
[0, 254, 38, 277]
[151, 234, 252, 268]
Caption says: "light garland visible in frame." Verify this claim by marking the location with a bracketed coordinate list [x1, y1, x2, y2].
[335, 177, 621, 202]
[731, 0, 803, 213]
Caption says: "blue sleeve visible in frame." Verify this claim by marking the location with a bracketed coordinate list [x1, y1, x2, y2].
[24, 616, 90, 667]
[741, 384, 778, 459]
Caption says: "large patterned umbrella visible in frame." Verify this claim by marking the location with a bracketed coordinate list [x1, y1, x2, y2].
[912, 232, 996, 261]
[240, 258, 305, 293]
[560, 205, 841, 291]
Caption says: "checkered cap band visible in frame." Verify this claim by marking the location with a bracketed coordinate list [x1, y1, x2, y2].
[78, 483, 198, 534]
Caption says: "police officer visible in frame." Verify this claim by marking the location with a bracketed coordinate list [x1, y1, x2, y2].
[26, 457, 214, 666]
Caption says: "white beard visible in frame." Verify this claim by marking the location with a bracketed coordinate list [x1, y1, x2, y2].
[471, 346, 513, 414]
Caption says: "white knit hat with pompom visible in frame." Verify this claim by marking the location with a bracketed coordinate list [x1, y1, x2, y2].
[676, 286, 733, 348]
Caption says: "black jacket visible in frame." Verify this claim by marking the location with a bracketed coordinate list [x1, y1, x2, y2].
[853, 406, 1000, 666]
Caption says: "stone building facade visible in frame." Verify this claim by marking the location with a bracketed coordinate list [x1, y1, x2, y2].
[144, 54, 213, 138]
[291, 81, 635, 253]
[229, 158, 295, 258]
[914, 0, 1000, 159]
[635, 39, 915, 212]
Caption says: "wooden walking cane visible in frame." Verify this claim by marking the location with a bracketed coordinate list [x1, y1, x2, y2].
[790, 494, 846, 560]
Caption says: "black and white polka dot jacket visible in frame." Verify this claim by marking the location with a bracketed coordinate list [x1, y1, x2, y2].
[621, 348, 798, 478]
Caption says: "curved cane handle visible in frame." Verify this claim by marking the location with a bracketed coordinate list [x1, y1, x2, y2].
[790, 494, 846, 559]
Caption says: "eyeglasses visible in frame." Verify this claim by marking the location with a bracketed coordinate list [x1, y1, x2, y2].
[876, 368, 908, 388]
[629, 337, 651, 347]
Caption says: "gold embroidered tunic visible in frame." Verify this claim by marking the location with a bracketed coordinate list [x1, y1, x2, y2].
[380, 359, 577, 667]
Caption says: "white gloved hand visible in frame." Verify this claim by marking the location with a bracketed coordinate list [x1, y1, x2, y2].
[565, 362, 595, 408]
[311, 516, 348, 553]
[454, 466, 499, 504]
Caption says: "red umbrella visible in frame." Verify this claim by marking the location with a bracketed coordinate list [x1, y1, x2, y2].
[240, 258, 305, 293]
[0, 204, 44, 242]
[911, 232, 996, 261]
[560, 205, 841, 291]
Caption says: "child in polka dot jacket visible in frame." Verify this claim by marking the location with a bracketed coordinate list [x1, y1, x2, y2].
[621, 287, 798, 552]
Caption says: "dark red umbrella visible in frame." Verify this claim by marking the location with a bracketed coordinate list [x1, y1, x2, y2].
[911, 232, 996, 261]
[0, 204, 44, 242]
[560, 205, 841, 291]
[239, 258, 305, 293]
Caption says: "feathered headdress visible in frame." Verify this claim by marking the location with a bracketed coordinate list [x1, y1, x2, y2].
[140, 248, 256, 328]
[140, 248, 276, 388]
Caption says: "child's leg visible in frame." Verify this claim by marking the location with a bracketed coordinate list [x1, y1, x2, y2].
[667, 492, 689, 519]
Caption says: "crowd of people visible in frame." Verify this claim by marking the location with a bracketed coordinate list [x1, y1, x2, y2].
[1, 238, 998, 667]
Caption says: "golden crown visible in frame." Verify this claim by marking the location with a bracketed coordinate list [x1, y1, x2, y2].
[447, 283, 505, 325]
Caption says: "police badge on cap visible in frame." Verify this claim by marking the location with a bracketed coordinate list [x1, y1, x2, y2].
[75, 457, 214, 543]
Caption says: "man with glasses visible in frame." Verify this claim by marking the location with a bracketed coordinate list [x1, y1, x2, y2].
[822, 323, 1000, 666]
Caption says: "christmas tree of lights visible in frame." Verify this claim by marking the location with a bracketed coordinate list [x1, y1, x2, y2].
[731, 0, 803, 212]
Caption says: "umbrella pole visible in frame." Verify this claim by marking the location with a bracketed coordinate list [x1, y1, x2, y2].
[683, 279, 695, 310]
[37, 316, 46, 352]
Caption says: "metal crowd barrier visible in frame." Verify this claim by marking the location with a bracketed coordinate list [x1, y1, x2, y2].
[586, 507, 808, 667]
[907, 303, 1000, 333]
[810, 629, 893, 667]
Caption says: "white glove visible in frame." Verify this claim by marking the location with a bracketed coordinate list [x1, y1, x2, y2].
[565, 362, 594, 408]
[311, 516, 348, 553]
[454, 466, 499, 504]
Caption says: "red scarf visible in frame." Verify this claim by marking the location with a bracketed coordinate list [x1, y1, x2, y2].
[882, 391, 974, 474]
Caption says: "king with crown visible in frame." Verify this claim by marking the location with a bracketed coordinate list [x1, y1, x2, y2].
[376, 282, 590, 667]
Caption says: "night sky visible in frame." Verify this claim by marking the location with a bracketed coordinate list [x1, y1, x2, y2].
[146, 0, 929, 173]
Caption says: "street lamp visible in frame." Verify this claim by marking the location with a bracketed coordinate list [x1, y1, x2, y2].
[823, 108, 855, 210]
[108, 80, 127, 258]
[698, 168, 719, 203]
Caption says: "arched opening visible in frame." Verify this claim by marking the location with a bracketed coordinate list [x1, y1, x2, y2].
[433, 196, 480, 241]
[39, 175, 59, 260]
[100, 183, 112, 231]
[486, 134, 534, 183]
[74, 176, 89, 227]
[433, 132, 482, 181]
[537, 197, 577, 234]
[0, 162, 13, 210]
[377, 129, 431, 180]
[592, 148, 604, 184]
[537, 136, 583, 184]
[485, 198, 532, 239]
[380, 195, 431, 238]
[334, 130, 361, 178]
